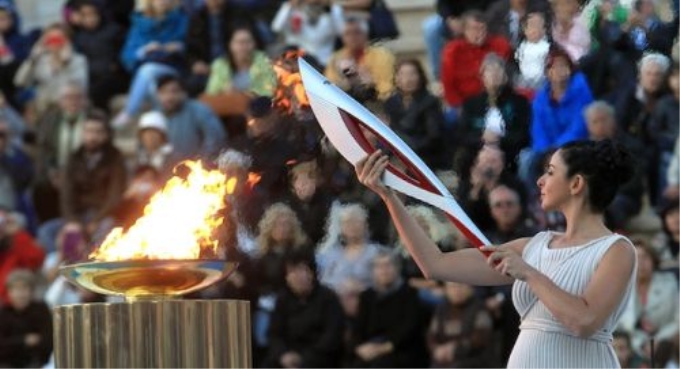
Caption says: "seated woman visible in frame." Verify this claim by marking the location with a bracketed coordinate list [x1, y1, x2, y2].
[384, 59, 445, 170]
[114, 0, 188, 127]
[251, 203, 310, 353]
[617, 239, 679, 357]
[522, 46, 593, 186]
[458, 53, 531, 174]
[0, 270, 52, 368]
[254, 203, 311, 297]
[202, 23, 277, 137]
[204, 23, 276, 104]
[271, 0, 344, 66]
[317, 203, 383, 292]
[13, 24, 88, 115]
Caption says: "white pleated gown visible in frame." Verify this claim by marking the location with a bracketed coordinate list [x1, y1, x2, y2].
[508, 231, 637, 368]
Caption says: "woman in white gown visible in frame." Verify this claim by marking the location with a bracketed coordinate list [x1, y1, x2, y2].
[355, 139, 637, 368]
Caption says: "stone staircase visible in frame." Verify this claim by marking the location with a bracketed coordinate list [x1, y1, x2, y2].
[380, 0, 437, 75]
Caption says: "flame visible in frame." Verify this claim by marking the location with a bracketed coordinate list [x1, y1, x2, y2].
[90, 161, 232, 261]
[247, 173, 262, 190]
[273, 50, 310, 115]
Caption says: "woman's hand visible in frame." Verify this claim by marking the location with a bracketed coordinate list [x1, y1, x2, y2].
[355, 150, 392, 198]
[480, 246, 536, 281]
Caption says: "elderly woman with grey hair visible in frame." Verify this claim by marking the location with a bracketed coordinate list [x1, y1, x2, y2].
[316, 202, 385, 292]
[584, 100, 646, 229]
[611, 52, 672, 205]
[457, 53, 531, 174]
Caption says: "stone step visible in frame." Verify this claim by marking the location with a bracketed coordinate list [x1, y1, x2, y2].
[373, 0, 436, 76]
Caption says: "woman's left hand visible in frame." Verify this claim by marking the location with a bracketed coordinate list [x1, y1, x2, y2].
[480, 246, 536, 281]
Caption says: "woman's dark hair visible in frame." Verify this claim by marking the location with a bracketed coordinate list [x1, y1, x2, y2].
[225, 23, 263, 72]
[545, 45, 575, 74]
[559, 139, 635, 213]
[395, 58, 429, 92]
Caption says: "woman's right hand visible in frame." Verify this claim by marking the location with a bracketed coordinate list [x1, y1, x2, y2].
[355, 150, 392, 198]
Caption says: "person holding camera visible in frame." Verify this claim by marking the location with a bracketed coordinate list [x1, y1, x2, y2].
[13, 23, 88, 115]
[456, 145, 527, 235]
[324, 17, 395, 101]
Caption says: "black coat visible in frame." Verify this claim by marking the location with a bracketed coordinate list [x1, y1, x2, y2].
[458, 86, 531, 173]
[384, 90, 445, 169]
[264, 284, 345, 368]
[284, 190, 334, 246]
[185, 4, 256, 66]
[73, 21, 125, 77]
[0, 302, 52, 368]
[350, 282, 429, 368]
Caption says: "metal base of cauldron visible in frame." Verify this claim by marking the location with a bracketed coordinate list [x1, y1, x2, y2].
[53, 299, 251, 368]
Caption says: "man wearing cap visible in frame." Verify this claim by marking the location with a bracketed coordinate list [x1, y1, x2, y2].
[135, 111, 178, 178]
[155, 74, 226, 160]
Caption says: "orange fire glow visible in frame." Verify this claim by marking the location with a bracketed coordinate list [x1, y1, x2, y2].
[247, 172, 262, 189]
[90, 161, 232, 261]
[273, 50, 310, 115]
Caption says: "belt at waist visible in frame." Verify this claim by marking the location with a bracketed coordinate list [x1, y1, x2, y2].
[519, 319, 613, 343]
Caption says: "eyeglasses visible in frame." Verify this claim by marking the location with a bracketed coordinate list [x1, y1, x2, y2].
[491, 200, 518, 208]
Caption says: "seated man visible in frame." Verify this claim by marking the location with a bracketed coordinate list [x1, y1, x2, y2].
[324, 18, 396, 101]
[263, 251, 344, 368]
[33, 82, 91, 223]
[37, 111, 127, 252]
[155, 75, 227, 161]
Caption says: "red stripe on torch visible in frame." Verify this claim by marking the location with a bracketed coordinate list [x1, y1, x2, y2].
[340, 110, 492, 257]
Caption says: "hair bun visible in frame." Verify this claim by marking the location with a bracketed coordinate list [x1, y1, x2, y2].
[594, 139, 635, 186]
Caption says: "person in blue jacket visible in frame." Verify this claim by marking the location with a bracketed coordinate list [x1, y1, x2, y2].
[0, 0, 32, 108]
[114, 0, 188, 128]
[522, 46, 593, 186]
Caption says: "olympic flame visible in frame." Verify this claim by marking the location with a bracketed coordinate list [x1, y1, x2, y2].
[90, 161, 233, 261]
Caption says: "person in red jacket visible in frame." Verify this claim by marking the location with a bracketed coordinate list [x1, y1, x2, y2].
[0, 208, 45, 305]
[441, 10, 511, 122]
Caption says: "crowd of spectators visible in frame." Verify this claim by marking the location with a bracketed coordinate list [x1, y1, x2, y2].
[0, 0, 678, 367]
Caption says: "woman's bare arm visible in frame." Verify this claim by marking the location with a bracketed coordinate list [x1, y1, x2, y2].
[356, 151, 524, 286]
